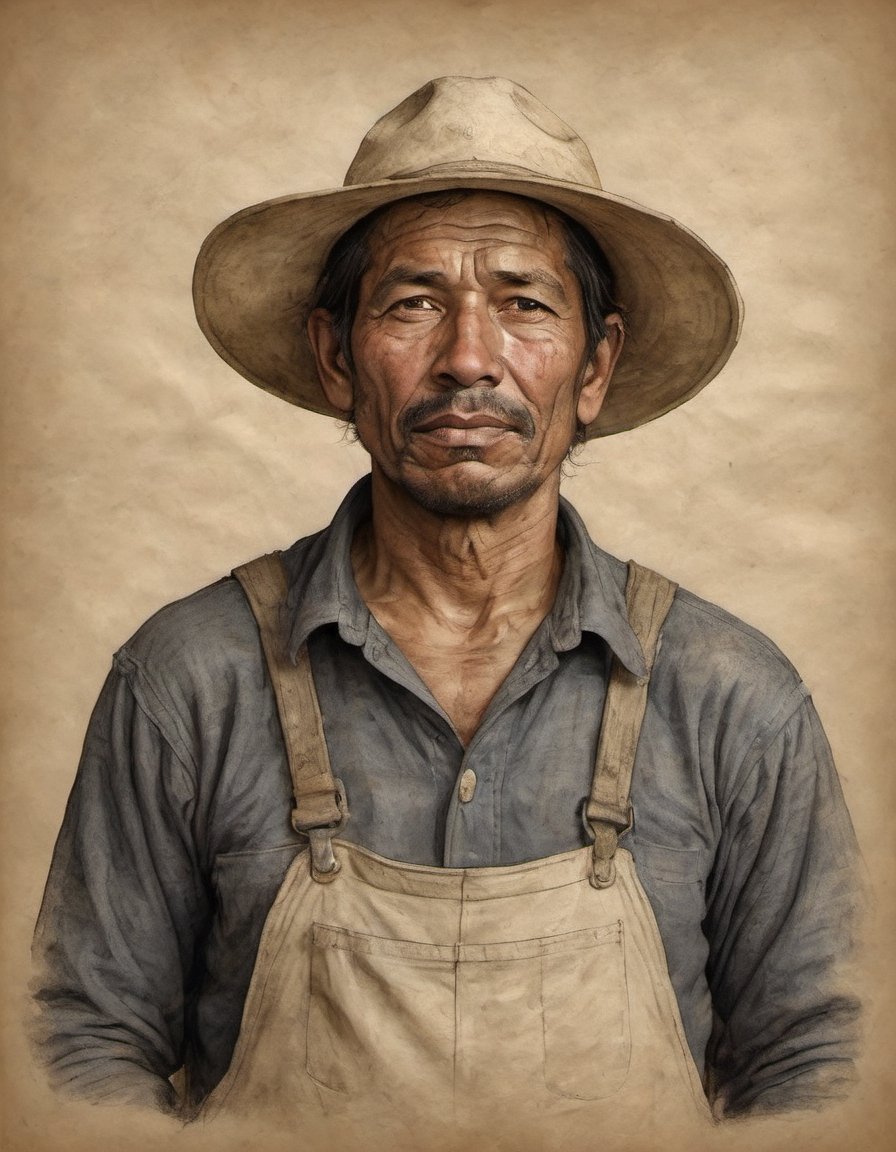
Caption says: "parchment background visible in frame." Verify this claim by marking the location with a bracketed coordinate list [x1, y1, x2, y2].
[2, 0, 894, 1148]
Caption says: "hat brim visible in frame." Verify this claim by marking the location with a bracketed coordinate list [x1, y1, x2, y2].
[193, 171, 743, 437]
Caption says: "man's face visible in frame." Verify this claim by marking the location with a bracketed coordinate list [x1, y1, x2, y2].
[315, 192, 618, 517]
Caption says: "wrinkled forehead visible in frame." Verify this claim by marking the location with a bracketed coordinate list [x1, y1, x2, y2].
[365, 189, 570, 258]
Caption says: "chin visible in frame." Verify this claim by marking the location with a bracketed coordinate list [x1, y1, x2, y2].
[397, 468, 545, 519]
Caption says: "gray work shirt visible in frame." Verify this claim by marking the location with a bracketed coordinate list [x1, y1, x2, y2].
[33, 477, 861, 1116]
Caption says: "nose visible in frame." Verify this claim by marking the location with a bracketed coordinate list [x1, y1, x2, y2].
[431, 302, 504, 389]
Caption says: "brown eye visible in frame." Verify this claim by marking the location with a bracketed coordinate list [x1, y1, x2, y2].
[508, 297, 552, 314]
[398, 296, 436, 310]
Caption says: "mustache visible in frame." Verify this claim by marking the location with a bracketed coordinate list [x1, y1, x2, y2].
[401, 390, 536, 439]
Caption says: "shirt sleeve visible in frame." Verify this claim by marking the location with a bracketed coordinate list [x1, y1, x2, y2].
[31, 657, 209, 1112]
[703, 689, 864, 1115]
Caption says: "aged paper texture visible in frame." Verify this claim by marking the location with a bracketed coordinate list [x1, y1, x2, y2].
[3, 0, 894, 1148]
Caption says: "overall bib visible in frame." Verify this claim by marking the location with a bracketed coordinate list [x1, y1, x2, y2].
[199, 556, 714, 1150]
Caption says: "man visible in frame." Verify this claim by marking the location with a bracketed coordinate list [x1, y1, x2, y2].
[33, 76, 861, 1143]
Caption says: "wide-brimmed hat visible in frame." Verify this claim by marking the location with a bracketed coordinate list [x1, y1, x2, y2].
[194, 75, 743, 437]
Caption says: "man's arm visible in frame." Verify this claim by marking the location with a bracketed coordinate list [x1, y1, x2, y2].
[32, 657, 209, 1111]
[704, 691, 863, 1115]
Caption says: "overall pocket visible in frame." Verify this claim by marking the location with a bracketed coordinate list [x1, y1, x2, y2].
[306, 923, 458, 1096]
[305, 919, 631, 1105]
[539, 922, 631, 1100]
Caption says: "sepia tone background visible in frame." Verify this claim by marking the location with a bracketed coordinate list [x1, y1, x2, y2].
[2, 0, 894, 1148]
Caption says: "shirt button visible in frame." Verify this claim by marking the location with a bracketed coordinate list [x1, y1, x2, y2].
[458, 768, 477, 803]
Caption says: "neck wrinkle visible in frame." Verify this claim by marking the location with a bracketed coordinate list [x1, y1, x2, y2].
[353, 472, 564, 628]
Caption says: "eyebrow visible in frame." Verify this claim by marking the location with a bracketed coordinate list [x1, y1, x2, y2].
[489, 268, 569, 301]
[368, 264, 570, 307]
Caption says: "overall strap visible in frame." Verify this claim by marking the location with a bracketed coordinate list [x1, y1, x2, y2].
[233, 553, 348, 882]
[585, 561, 678, 888]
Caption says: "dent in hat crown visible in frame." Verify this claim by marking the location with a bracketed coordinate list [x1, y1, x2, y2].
[344, 75, 603, 189]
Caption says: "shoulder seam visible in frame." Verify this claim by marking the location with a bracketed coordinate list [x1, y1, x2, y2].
[726, 679, 812, 806]
[671, 587, 794, 673]
[113, 647, 200, 782]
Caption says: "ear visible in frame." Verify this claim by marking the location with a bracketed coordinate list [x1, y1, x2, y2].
[575, 314, 625, 428]
[307, 308, 354, 414]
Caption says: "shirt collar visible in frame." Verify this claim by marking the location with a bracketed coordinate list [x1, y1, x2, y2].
[283, 475, 647, 678]
[283, 477, 373, 658]
[549, 497, 647, 677]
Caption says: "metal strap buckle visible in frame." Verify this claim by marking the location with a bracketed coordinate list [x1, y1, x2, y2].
[293, 779, 349, 884]
[584, 805, 633, 890]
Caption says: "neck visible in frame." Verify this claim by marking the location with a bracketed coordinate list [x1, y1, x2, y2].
[352, 467, 565, 746]
[353, 468, 564, 625]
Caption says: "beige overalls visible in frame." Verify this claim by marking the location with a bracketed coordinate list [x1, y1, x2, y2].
[198, 556, 714, 1151]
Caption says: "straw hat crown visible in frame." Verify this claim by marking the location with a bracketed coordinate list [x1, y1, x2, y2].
[345, 76, 601, 187]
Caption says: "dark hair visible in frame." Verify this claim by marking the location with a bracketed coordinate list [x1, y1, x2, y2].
[309, 191, 623, 374]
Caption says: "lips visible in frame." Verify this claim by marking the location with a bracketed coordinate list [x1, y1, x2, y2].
[413, 412, 515, 433]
